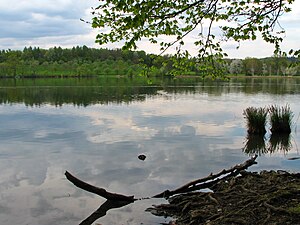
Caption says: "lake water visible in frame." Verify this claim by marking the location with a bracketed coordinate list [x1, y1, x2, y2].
[0, 77, 299, 225]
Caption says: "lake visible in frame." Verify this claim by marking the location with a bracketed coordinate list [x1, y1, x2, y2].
[0, 77, 299, 225]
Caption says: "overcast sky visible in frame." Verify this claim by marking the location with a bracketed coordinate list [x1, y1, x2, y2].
[0, 0, 299, 59]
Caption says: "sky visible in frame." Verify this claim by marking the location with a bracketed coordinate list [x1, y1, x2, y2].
[0, 0, 299, 59]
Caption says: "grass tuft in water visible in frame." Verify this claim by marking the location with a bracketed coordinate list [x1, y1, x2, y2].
[269, 105, 293, 134]
[243, 107, 268, 135]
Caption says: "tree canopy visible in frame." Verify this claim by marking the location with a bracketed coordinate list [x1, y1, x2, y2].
[1, 46, 299, 77]
[89, 0, 298, 75]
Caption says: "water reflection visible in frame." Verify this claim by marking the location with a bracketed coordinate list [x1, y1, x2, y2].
[243, 134, 267, 155]
[243, 133, 292, 156]
[80, 200, 133, 225]
[0, 77, 299, 225]
[1, 77, 300, 106]
[269, 133, 292, 153]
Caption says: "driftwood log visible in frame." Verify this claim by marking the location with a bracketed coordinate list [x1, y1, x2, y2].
[65, 155, 259, 224]
[147, 170, 300, 225]
[66, 155, 258, 201]
[152, 154, 258, 199]
[65, 171, 135, 202]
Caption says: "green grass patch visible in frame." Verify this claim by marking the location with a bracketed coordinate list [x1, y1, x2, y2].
[269, 105, 293, 134]
[288, 204, 300, 214]
[243, 107, 268, 134]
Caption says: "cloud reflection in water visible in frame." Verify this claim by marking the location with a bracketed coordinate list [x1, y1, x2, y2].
[0, 90, 299, 224]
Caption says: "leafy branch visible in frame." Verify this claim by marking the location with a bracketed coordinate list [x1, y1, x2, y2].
[88, 0, 297, 76]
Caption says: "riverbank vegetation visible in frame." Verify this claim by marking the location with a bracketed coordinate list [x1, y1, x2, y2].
[0, 46, 299, 78]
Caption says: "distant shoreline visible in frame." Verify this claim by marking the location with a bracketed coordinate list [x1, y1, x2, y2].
[0, 74, 299, 79]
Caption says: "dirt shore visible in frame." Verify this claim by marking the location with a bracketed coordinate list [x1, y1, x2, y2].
[147, 170, 300, 225]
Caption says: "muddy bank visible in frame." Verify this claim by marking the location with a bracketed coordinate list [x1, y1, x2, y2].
[147, 170, 300, 225]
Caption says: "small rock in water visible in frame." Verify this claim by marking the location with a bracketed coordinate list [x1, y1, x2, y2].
[138, 154, 146, 161]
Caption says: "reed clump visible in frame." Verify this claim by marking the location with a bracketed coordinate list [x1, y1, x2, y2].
[243, 107, 268, 135]
[269, 105, 293, 134]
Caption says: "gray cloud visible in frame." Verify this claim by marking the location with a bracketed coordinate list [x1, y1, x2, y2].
[0, 0, 299, 58]
[0, 0, 95, 41]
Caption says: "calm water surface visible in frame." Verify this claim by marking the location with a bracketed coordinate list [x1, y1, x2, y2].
[0, 77, 299, 225]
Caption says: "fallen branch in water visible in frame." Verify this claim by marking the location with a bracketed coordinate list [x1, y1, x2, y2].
[65, 171, 135, 202]
[65, 156, 259, 224]
[66, 155, 258, 201]
[152, 154, 258, 199]
[148, 170, 300, 225]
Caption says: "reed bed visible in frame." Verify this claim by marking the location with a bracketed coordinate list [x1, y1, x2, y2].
[269, 105, 293, 134]
[243, 107, 268, 134]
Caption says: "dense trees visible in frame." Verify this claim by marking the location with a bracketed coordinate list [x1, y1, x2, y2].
[227, 56, 300, 76]
[0, 46, 299, 77]
[0, 46, 148, 77]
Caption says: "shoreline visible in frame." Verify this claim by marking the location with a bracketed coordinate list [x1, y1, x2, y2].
[0, 74, 299, 79]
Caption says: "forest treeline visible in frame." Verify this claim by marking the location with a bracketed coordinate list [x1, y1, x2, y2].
[0, 46, 299, 77]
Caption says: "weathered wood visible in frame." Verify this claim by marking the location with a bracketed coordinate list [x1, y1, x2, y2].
[66, 155, 258, 201]
[65, 171, 135, 202]
[66, 156, 260, 224]
[148, 170, 300, 225]
[152, 155, 258, 198]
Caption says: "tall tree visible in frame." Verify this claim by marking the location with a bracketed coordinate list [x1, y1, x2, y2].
[229, 59, 243, 75]
[89, 0, 297, 76]
[243, 57, 262, 76]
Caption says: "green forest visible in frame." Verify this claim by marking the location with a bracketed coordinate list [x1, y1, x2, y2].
[0, 46, 299, 78]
